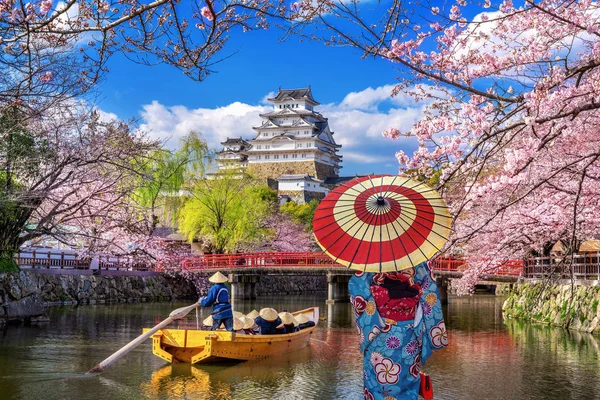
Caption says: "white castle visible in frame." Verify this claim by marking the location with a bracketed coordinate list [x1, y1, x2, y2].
[214, 86, 345, 202]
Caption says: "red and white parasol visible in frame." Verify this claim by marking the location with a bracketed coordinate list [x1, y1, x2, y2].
[312, 175, 451, 272]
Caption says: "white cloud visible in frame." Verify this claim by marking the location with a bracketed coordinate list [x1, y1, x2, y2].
[338, 85, 422, 111]
[344, 151, 394, 164]
[95, 108, 118, 122]
[139, 100, 269, 149]
[260, 91, 277, 105]
[138, 84, 431, 171]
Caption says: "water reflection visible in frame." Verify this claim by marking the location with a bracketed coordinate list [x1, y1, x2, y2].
[0, 296, 599, 399]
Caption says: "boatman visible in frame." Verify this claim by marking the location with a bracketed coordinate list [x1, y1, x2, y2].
[198, 272, 234, 332]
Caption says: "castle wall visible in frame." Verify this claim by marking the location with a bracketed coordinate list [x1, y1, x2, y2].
[247, 161, 337, 181]
[278, 190, 326, 203]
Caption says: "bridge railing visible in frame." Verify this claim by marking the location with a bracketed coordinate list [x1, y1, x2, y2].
[431, 257, 524, 276]
[524, 255, 600, 280]
[175, 252, 345, 271]
[15, 250, 90, 269]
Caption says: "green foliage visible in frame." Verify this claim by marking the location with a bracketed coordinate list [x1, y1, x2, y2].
[592, 300, 599, 314]
[280, 199, 319, 230]
[178, 172, 276, 253]
[0, 107, 54, 255]
[0, 258, 18, 273]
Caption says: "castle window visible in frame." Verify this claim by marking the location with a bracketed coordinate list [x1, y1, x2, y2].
[283, 154, 289, 159]
[292, 154, 297, 159]
[265, 145, 270, 149]
[274, 155, 279, 159]
[302, 153, 306, 158]
[257, 145, 261, 149]
[258, 155, 261, 160]
[265, 155, 270, 160]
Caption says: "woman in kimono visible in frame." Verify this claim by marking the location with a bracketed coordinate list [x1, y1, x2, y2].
[349, 261, 448, 400]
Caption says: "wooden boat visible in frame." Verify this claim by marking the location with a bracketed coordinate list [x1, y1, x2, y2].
[143, 307, 319, 364]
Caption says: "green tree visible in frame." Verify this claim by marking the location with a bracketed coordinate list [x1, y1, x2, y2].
[178, 171, 276, 253]
[280, 199, 319, 231]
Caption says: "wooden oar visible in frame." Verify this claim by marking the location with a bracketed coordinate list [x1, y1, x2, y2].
[86, 302, 199, 374]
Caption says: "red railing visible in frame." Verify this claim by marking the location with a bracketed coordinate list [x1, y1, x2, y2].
[431, 256, 524, 276]
[170, 252, 343, 271]
[160, 252, 525, 277]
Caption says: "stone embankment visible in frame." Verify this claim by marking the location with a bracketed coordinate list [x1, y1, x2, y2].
[0, 271, 198, 324]
[503, 283, 600, 334]
[257, 275, 326, 296]
[0, 271, 328, 324]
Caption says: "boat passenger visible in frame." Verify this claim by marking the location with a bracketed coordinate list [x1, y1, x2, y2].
[232, 317, 245, 333]
[202, 315, 213, 330]
[239, 316, 258, 335]
[295, 314, 315, 330]
[254, 308, 283, 335]
[233, 311, 244, 319]
[246, 309, 259, 320]
[278, 312, 299, 334]
[198, 272, 234, 332]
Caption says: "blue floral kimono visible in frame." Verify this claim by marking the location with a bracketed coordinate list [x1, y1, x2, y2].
[349, 261, 448, 400]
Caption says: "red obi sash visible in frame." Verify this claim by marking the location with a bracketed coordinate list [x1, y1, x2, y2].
[370, 273, 422, 322]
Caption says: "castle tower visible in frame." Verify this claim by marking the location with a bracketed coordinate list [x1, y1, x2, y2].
[244, 86, 342, 181]
[215, 137, 250, 171]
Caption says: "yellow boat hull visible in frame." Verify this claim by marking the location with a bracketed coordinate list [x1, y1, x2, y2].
[143, 307, 319, 364]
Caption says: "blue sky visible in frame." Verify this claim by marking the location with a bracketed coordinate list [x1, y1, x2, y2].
[96, 12, 433, 176]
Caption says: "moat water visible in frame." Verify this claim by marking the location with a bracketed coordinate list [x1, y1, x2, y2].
[1, 295, 599, 399]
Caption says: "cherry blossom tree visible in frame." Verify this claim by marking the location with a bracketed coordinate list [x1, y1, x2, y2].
[0, 0, 289, 105]
[290, 1, 600, 291]
[0, 104, 158, 269]
[265, 213, 314, 252]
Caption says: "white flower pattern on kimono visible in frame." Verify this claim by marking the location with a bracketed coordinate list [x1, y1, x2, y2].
[430, 321, 448, 348]
[368, 325, 381, 342]
[375, 358, 401, 385]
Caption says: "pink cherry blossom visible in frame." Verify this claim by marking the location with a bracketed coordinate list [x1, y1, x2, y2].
[201, 6, 214, 21]
[39, 71, 53, 83]
[382, 127, 400, 139]
[39, 0, 52, 13]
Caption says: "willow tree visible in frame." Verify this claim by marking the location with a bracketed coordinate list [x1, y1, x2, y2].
[178, 172, 277, 254]
[131, 131, 212, 235]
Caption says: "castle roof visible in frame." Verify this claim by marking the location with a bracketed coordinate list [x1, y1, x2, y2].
[221, 137, 249, 146]
[259, 108, 324, 119]
[268, 86, 319, 105]
[277, 174, 323, 183]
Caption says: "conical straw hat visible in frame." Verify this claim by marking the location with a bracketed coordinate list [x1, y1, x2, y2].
[259, 308, 279, 322]
[295, 314, 310, 324]
[203, 315, 213, 326]
[233, 311, 244, 319]
[279, 312, 297, 326]
[233, 317, 244, 331]
[208, 271, 228, 283]
[246, 309, 259, 319]
[242, 316, 255, 330]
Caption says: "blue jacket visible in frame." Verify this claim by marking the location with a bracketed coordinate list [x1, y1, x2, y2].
[255, 316, 283, 335]
[298, 321, 315, 330]
[200, 283, 233, 320]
